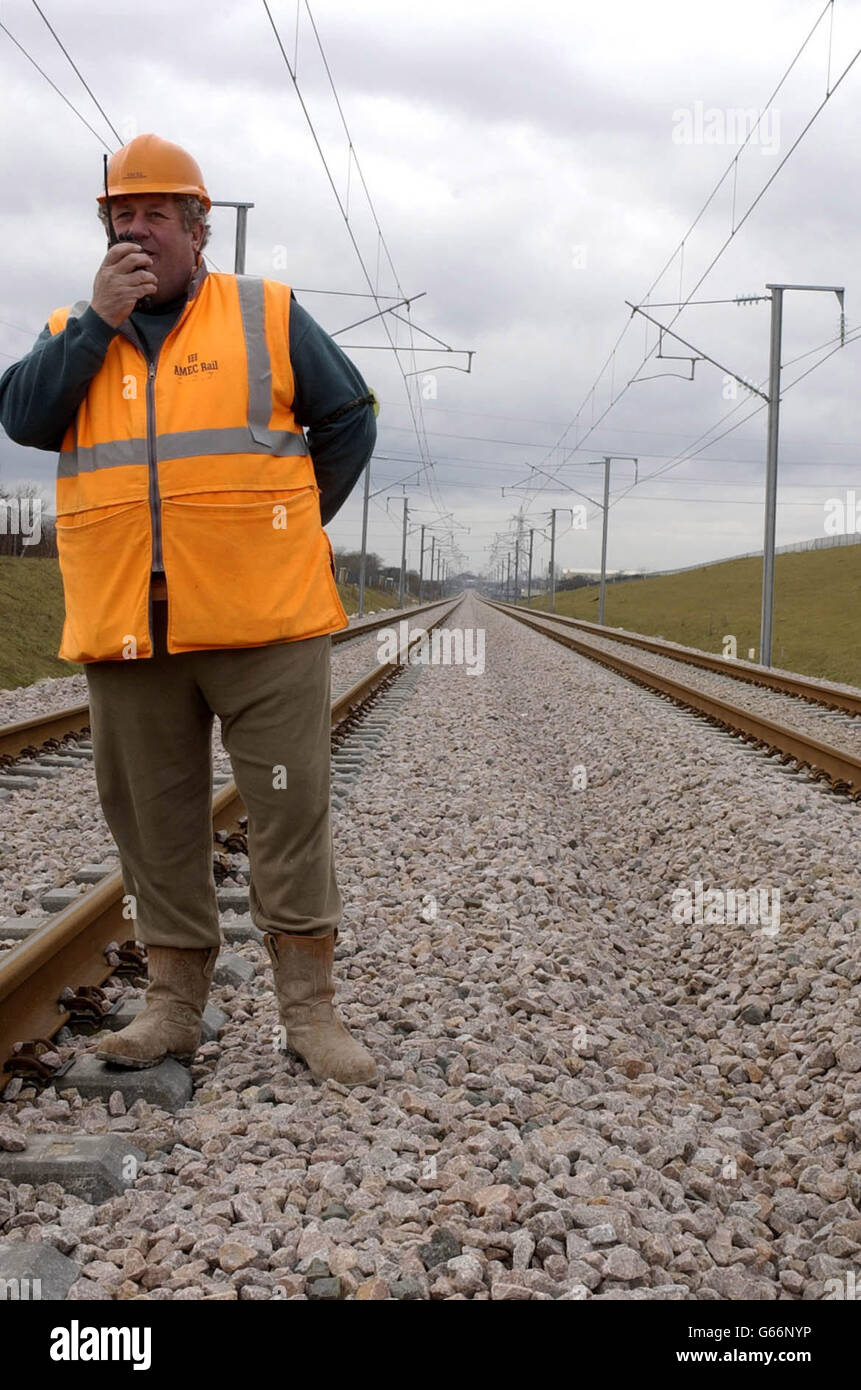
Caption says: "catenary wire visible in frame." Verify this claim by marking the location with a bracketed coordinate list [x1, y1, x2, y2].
[30, 0, 122, 144]
[261, 0, 455, 531]
[519, 2, 858, 512]
[0, 20, 113, 150]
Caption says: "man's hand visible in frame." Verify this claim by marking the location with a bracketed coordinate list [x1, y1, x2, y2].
[91, 242, 158, 327]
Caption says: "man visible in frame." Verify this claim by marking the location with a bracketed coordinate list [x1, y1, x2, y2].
[0, 134, 379, 1086]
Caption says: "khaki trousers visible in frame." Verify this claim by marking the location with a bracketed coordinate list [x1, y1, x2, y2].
[84, 599, 341, 949]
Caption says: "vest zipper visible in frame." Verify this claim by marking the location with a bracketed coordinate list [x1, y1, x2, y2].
[124, 284, 199, 654]
[145, 357, 162, 571]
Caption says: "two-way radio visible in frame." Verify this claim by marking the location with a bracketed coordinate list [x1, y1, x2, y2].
[103, 153, 155, 312]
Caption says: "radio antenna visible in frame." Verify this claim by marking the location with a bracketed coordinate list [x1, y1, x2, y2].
[103, 153, 118, 245]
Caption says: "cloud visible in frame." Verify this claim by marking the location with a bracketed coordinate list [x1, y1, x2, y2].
[1, 0, 859, 576]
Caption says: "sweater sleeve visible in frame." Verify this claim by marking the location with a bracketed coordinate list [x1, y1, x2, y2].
[288, 297, 376, 526]
[0, 306, 118, 452]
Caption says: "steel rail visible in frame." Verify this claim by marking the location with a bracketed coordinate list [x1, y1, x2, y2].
[0, 704, 91, 763]
[0, 598, 459, 762]
[0, 597, 463, 1074]
[483, 600, 861, 798]
[490, 601, 861, 717]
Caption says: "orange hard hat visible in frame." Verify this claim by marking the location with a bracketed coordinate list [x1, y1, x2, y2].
[97, 134, 211, 211]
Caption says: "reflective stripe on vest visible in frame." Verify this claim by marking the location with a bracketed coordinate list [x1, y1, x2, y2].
[54, 276, 307, 481]
[48, 272, 347, 662]
[236, 275, 275, 443]
[57, 428, 311, 478]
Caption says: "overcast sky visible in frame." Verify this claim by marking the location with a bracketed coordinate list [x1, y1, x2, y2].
[1, 0, 860, 580]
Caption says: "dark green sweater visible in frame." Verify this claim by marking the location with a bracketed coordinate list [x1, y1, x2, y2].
[0, 285, 376, 547]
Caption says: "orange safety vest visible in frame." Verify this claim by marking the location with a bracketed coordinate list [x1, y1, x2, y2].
[48, 266, 347, 663]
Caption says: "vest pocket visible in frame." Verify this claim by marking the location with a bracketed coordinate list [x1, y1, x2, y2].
[55, 502, 153, 662]
[160, 487, 347, 651]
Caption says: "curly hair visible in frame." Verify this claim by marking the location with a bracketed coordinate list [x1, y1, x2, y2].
[97, 193, 211, 251]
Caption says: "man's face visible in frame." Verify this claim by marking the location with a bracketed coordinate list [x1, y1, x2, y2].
[108, 193, 203, 304]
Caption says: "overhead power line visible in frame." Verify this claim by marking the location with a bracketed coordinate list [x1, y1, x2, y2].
[520, 0, 858, 511]
[0, 19, 113, 150]
[603, 323, 861, 520]
[261, 0, 464, 529]
[30, 0, 122, 144]
[0, 318, 40, 338]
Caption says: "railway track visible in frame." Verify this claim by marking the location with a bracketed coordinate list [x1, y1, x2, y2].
[491, 603, 861, 715]
[1, 591, 858, 1305]
[0, 596, 463, 1078]
[0, 597, 455, 767]
[483, 600, 861, 798]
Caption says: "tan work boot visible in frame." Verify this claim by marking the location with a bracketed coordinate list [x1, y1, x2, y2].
[265, 930, 379, 1087]
[96, 945, 218, 1069]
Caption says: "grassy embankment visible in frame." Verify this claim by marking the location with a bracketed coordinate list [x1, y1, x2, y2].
[0, 555, 415, 691]
[524, 544, 861, 688]
[337, 584, 417, 616]
[3, 547, 858, 691]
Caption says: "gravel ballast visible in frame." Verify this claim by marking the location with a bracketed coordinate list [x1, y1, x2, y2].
[1, 593, 859, 1301]
[0, 605, 451, 928]
[523, 615, 861, 757]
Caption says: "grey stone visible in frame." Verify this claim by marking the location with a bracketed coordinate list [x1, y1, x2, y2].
[40, 887, 88, 913]
[71, 864, 116, 885]
[62, 1054, 193, 1110]
[0, 1126, 27, 1152]
[0, 1134, 145, 1202]
[308, 1276, 342, 1300]
[66, 1279, 106, 1301]
[0, 915, 49, 940]
[512, 1232, 535, 1270]
[807, 1253, 845, 1281]
[213, 949, 256, 987]
[806, 1044, 836, 1072]
[602, 1245, 649, 1281]
[321, 1204, 350, 1221]
[836, 1043, 861, 1073]
[568, 1204, 623, 1231]
[389, 1277, 425, 1300]
[739, 1003, 768, 1024]
[706, 1268, 777, 1300]
[221, 916, 265, 945]
[587, 1223, 617, 1246]
[418, 1227, 462, 1270]
[0, 1242, 80, 1301]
